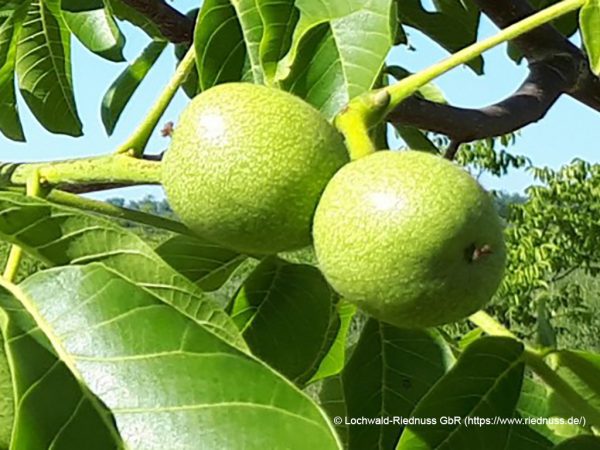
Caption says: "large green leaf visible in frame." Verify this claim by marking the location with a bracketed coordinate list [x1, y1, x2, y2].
[396, 337, 525, 450]
[0, 1, 30, 141]
[63, 5, 125, 62]
[16, 0, 82, 136]
[0, 334, 12, 448]
[547, 350, 600, 427]
[580, 0, 600, 75]
[396, 0, 482, 73]
[0, 191, 244, 348]
[0, 290, 122, 449]
[230, 257, 337, 384]
[321, 320, 454, 450]
[515, 376, 562, 444]
[1, 264, 343, 449]
[101, 39, 167, 135]
[278, 0, 396, 118]
[194, 0, 247, 90]
[155, 234, 246, 291]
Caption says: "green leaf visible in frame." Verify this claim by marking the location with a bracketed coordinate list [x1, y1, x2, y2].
[174, 40, 199, 98]
[0, 1, 30, 141]
[155, 234, 246, 291]
[101, 39, 166, 135]
[319, 372, 349, 446]
[396, 0, 482, 73]
[516, 376, 562, 444]
[553, 435, 600, 449]
[548, 350, 600, 427]
[0, 334, 13, 448]
[505, 419, 554, 450]
[63, 6, 125, 62]
[0, 289, 122, 448]
[309, 301, 356, 383]
[580, 0, 600, 75]
[230, 257, 337, 384]
[322, 320, 454, 450]
[396, 337, 525, 450]
[194, 0, 247, 90]
[278, 0, 396, 118]
[394, 125, 439, 153]
[0, 191, 244, 349]
[232, 0, 265, 84]
[258, 0, 298, 81]
[2, 265, 343, 449]
[16, 0, 82, 136]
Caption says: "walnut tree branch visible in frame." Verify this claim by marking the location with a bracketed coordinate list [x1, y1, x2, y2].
[473, 0, 600, 112]
[121, 0, 194, 43]
[387, 0, 600, 147]
[388, 58, 574, 143]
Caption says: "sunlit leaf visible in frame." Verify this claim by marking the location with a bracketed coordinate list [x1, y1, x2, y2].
[63, 6, 125, 62]
[194, 0, 247, 90]
[16, 0, 82, 136]
[0, 0, 29, 141]
[0, 191, 244, 348]
[278, 0, 396, 118]
[101, 40, 166, 135]
[1, 265, 343, 449]
[309, 301, 356, 383]
[0, 290, 122, 449]
[580, 0, 600, 75]
[396, 337, 525, 450]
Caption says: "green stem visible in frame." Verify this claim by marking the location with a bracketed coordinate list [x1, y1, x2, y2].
[469, 310, 600, 428]
[115, 45, 196, 156]
[384, 0, 585, 110]
[3, 155, 162, 188]
[2, 246, 22, 282]
[335, 91, 390, 160]
[46, 190, 193, 236]
[2, 171, 43, 282]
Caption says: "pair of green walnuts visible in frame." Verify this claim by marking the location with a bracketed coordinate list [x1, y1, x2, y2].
[162, 83, 506, 329]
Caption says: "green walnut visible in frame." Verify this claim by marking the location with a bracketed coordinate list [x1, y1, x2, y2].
[162, 83, 349, 254]
[313, 150, 506, 328]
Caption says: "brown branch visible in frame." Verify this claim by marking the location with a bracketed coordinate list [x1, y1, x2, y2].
[121, 0, 194, 43]
[444, 140, 462, 160]
[472, 0, 600, 112]
[389, 0, 600, 145]
[388, 58, 574, 143]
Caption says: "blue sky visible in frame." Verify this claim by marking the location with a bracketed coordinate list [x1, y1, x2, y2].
[1, 2, 598, 200]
